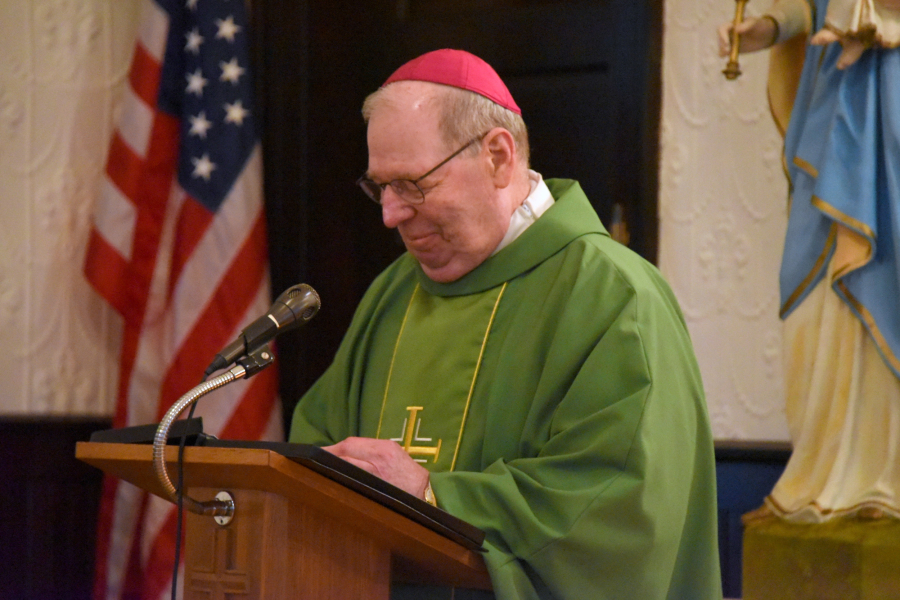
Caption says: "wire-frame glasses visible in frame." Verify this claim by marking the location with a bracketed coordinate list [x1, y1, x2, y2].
[356, 134, 485, 205]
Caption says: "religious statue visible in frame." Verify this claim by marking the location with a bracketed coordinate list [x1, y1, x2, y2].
[719, 0, 900, 523]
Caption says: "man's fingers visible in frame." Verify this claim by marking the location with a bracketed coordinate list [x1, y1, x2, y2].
[335, 454, 379, 476]
[322, 437, 404, 475]
[321, 437, 429, 497]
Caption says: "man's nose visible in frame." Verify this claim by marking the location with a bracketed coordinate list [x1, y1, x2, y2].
[380, 188, 416, 228]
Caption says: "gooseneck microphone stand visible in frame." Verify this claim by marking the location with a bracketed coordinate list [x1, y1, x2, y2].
[151, 344, 275, 520]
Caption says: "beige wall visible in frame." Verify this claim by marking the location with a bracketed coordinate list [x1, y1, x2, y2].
[660, 0, 790, 440]
[0, 0, 140, 415]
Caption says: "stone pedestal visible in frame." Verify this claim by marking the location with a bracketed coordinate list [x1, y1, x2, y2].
[743, 515, 900, 600]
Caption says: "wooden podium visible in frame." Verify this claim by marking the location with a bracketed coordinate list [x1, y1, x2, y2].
[76, 441, 491, 599]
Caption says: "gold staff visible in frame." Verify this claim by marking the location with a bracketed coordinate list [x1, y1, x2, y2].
[723, 0, 749, 79]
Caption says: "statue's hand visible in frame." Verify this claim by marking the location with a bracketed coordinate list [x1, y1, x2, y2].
[811, 28, 868, 69]
[718, 16, 779, 57]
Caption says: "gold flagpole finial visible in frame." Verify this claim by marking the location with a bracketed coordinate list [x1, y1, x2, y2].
[723, 0, 749, 80]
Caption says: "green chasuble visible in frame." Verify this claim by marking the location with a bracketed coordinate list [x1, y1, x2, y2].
[290, 180, 722, 600]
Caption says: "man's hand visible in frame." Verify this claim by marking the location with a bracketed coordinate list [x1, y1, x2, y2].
[322, 437, 430, 499]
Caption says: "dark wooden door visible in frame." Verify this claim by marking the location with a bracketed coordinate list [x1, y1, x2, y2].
[253, 0, 662, 422]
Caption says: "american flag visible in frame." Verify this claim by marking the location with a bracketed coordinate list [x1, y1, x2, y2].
[84, 0, 281, 597]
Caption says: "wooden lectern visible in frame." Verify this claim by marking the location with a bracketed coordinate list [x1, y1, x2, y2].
[76, 441, 491, 599]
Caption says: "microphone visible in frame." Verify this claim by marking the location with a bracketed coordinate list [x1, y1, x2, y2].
[204, 283, 320, 376]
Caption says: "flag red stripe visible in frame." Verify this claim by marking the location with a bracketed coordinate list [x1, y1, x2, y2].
[219, 366, 280, 440]
[122, 493, 155, 600]
[157, 212, 270, 419]
[128, 43, 161, 109]
[101, 113, 181, 329]
[84, 228, 131, 316]
[140, 111, 180, 179]
[105, 112, 182, 431]
[91, 477, 120, 600]
[167, 196, 214, 302]
[138, 508, 180, 600]
[125, 115, 180, 325]
[114, 322, 144, 429]
[105, 133, 149, 205]
[121, 495, 152, 600]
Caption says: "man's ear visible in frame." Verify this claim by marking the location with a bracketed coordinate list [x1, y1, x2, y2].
[483, 128, 517, 188]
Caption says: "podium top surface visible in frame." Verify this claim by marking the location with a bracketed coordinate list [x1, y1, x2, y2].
[76, 440, 491, 590]
[201, 438, 485, 550]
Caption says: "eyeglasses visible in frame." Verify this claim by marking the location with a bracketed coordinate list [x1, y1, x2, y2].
[356, 135, 484, 205]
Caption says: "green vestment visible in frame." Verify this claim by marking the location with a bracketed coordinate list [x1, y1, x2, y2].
[289, 180, 722, 600]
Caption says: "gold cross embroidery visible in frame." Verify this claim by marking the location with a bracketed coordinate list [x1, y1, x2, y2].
[392, 406, 442, 463]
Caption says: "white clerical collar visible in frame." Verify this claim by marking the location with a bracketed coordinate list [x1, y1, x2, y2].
[491, 170, 553, 256]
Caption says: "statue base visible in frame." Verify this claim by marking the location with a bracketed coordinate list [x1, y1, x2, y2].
[743, 515, 900, 600]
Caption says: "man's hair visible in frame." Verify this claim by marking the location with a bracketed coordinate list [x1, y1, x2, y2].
[362, 83, 531, 167]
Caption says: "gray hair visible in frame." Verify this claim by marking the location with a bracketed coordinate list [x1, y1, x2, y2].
[362, 83, 530, 167]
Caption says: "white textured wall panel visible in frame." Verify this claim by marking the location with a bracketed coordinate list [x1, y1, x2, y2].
[660, 0, 791, 440]
[0, 0, 141, 415]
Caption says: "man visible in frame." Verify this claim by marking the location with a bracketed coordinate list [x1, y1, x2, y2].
[289, 49, 722, 599]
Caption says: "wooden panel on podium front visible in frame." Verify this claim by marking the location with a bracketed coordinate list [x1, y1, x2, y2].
[76, 441, 491, 600]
